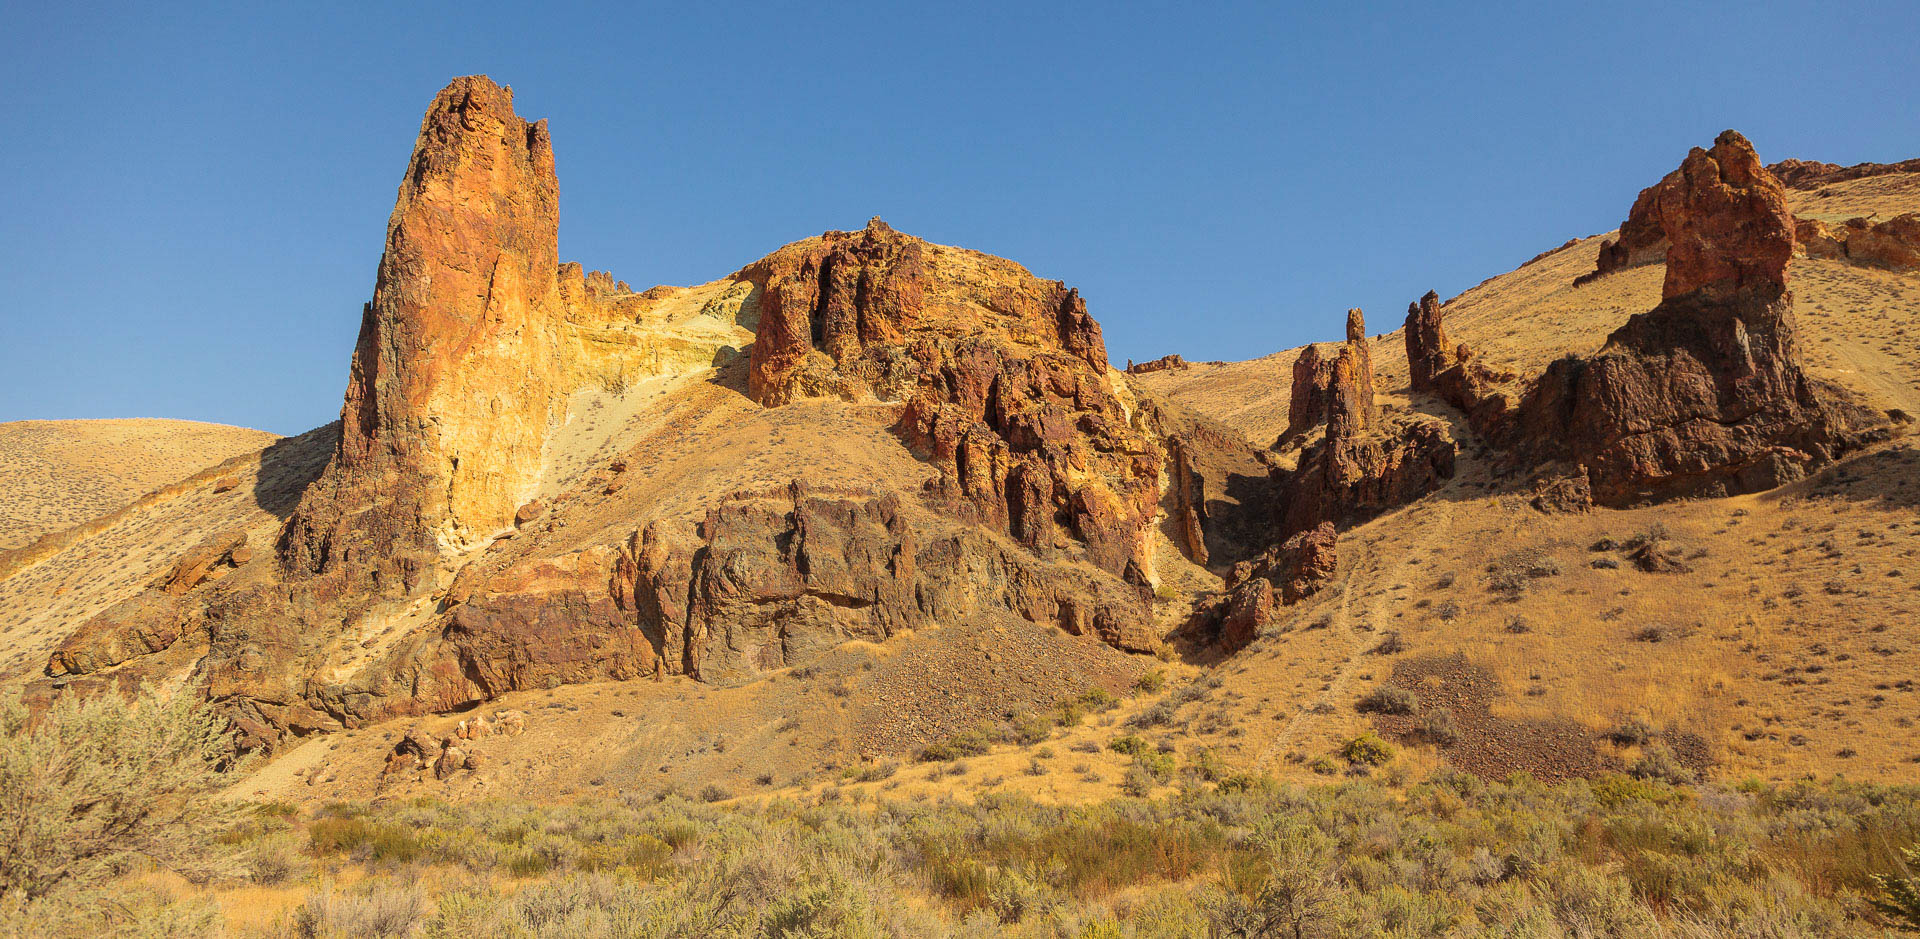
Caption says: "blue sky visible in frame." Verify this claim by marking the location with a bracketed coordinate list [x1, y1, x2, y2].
[2, 1, 1914, 435]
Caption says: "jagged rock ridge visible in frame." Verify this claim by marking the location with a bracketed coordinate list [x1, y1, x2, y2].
[1411, 131, 1881, 505]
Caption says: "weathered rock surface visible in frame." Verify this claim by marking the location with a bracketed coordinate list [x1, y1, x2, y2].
[1767, 157, 1920, 190]
[1125, 353, 1189, 374]
[1795, 213, 1920, 269]
[153, 530, 250, 595]
[1417, 132, 1878, 506]
[1283, 309, 1376, 442]
[1578, 184, 1668, 285]
[1213, 522, 1339, 652]
[739, 217, 1163, 586]
[283, 76, 566, 586]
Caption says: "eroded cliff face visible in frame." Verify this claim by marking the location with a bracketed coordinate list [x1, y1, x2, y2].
[39, 77, 1189, 749]
[739, 218, 1165, 588]
[284, 77, 566, 582]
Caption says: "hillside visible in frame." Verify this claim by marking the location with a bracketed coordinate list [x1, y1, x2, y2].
[0, 419, 279, 550]
[0, 78, 1916, 820]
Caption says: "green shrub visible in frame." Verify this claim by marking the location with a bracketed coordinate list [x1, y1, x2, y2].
[1340, 733, 1394, 766]
[1108, 735, 1150, 757]
[0, 686, 241, 901]
[1357, 685, 1419, 715]
[1872, 844, 1920, 930]
[308, 816, 422, 863]
[1134, 670, 1167, 694]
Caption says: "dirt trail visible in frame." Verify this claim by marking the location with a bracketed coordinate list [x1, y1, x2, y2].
[1826, 336, 1920, 415]
[1255, 496, 1458, 769]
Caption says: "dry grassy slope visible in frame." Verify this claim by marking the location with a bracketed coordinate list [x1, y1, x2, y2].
[0, 419, 279, 550]
[0, 427, 335, 682]
[1129, 171, 1920, 785]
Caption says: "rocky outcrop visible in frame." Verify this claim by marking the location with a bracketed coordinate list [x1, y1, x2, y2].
[738, 217, 1162, 587]
[1283, 309, 1377, 442]
[1521, 132, 1863, 503]
[1800, 214, 1920, 271]
[153, 530, 251, 595]
[1125, 353, 1189, 374]
[1768, 157, 1920, 190]
[413, 483, 1155, 696]
[1404, 291, 1518, 439]
[1416, 132, 1876, 507]
[1577, 184, 1669, 285]
[46, 593, 191, 677]
[1650, 132, 1797, 300]
[282, 76, 566, 587]
[1213, 522, 1338, 652]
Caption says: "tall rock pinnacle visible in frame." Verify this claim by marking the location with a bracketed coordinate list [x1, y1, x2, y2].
[285, 76, 566, 577]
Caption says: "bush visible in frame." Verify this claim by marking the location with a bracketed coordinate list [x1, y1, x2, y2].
[1627, 744, 1696, 785]
[1487, 548, 1561, 593]
[1416, 708, 1458, 745]
[1133, 670, 1167, 694]
[1872, 844, 1920, 930]
[1356, 685, 1419, 715]
[1340, 733, 1395, 766]
[1607, 716, 1656, 746]
[1108, 735, 1150, 757]
[296, 881, 426, 938]
[0, 687, 240, 901]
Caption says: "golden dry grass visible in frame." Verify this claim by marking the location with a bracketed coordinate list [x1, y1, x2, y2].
[0, 418, 277, 550]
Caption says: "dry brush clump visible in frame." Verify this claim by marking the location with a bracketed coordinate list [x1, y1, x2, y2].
[162, 771, 1920, 937]
[0, 685, 242, 936]
[12, 691, 1920, 936]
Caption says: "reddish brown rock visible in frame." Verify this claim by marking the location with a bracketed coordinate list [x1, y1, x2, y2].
[1578, 184, 1668, 285]
[1213, 522, 1339, 652]
[1767, 157, 1920, 190]
[1125, 353, 1189, 374]
[1839, 213, 1920, 271]
[46, 593, 191, 677]
[1795, 217, 1845, 259]
[1285, 309, 1377, 442]
[1651, 132, 1796, 300]
[736, 219, 1161, 586]
[625, 484, 1153, 683]
[1404, 291, 1458, 394]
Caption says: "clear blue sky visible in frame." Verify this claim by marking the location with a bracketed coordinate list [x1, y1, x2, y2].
[3, 1, 1914, 435]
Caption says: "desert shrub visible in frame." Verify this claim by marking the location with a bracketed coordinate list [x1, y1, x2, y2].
[1487, 547, 1562, 593]
[854, 760, 898, 783]
[1108, 735, 1150, 757]
[1134, 670, 1167, 694]
[1009, 712, 1054, 746]
[1370, 631, 1408, 655]
[917, 726, 994, 762]
[1341, 733, 1395, 766]
[1872, 844, 1920, 930]
[1590, 774, 1689, 809]
[1608, 716, 1657, 746]
[1356, 684, 1419, 715]
[698, 783, 731, 803]
[1415, 708, 1458, 745]
[1628, 744, 1697, 785]
[0, 687, 240, 902]
[296, 881, 426, 938]
[309, 816, 422, 863]
[1128, 700, 1177, 728]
